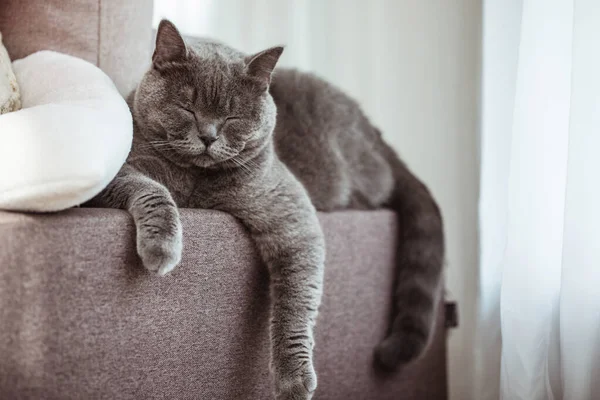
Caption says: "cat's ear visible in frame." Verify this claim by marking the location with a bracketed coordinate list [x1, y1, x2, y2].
[152, 19, 188, 69]
[244, 46, 284, 90]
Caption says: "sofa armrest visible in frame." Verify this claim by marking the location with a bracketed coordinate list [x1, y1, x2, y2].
[0, 208, 447, 399]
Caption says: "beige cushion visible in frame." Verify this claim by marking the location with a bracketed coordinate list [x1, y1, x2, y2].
[0, 31, 20, 114]
[0, 0, 153, 95]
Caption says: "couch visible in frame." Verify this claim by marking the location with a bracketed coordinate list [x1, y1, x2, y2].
[0, 1, 449, 399]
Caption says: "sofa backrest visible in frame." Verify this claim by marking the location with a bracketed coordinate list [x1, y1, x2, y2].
[0, 0, 154, 95]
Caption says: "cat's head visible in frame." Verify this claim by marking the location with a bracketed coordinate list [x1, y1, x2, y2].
[133, 20, 283, 168]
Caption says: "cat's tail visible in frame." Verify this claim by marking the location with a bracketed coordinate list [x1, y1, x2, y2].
[374, 143, 445, 370]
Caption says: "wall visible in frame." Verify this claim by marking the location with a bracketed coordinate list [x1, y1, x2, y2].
[154, 1, 482, 398]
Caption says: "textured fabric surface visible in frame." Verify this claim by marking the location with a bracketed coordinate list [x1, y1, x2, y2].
[0, 208, 447, 399]
[0, 31, 21, 114]
[0, 51, 132, 212]
[0, 0, 153, 95]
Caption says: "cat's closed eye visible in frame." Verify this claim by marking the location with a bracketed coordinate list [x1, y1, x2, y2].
[180, 106, 195, 115]
[224, 116, 242, 123]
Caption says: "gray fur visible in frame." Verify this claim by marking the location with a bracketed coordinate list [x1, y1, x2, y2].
[88, 20, 444, 400]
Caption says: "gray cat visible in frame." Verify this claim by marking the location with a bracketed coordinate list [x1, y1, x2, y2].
[88, 20, 444, 400]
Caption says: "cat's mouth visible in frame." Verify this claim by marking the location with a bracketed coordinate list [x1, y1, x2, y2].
[192, 147, 240, 168]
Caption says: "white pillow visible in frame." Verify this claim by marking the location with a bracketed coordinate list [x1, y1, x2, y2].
[0, 51, 132, 212]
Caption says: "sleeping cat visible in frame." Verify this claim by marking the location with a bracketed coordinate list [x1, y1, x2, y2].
[89, 20, 444, 400]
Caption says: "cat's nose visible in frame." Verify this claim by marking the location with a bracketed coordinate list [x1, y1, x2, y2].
[198, 124, 218, 147]
[199, 134, 218, 147]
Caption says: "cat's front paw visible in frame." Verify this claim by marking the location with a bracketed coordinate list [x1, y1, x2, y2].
[274, 361, 317, 400]
[136, 221, 182, 276]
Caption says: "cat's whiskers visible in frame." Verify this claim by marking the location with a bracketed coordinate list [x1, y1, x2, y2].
[233, 159, 254, 177]
[139, 140, 198, 151]
[211, 148, 249, 177]
[223, 153, 254, 178]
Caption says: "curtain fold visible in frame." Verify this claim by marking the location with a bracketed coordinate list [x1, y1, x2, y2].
[477, 0, 522, 398]
[559, 1, 600, 398]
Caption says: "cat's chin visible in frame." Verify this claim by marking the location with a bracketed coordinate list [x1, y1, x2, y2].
[191, 153, 237, 169]
[191, 155, 218, 168]
[196, 148, 244, 169]
[158, 151, 212, 169]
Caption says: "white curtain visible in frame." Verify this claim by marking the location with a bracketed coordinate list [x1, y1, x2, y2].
[154, 2, 481, 400]
[480, 0, 600, 399]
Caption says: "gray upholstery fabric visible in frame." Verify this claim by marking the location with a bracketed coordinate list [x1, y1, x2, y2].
[0, 0, 153, 95]
[0, 208, 447, 399]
